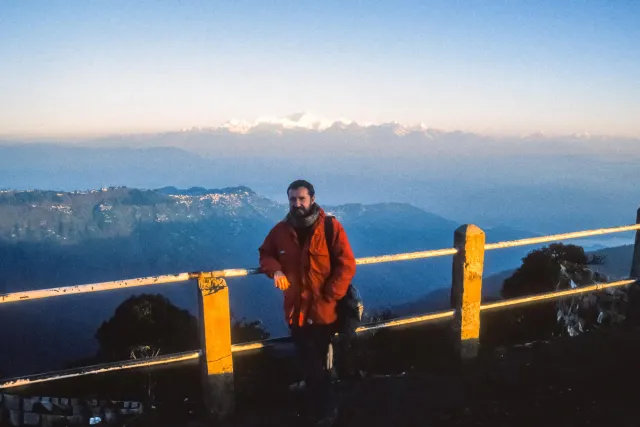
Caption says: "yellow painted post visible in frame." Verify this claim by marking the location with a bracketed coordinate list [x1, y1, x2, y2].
[631, 207, 640, 279]
[197, 275, 234, 421]
[451, 224, 485, 360]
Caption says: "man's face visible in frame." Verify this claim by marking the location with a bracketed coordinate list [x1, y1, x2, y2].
[288, 187, 315, 217]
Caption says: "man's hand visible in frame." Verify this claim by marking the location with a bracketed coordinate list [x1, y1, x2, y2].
[274, 271, 291, 291]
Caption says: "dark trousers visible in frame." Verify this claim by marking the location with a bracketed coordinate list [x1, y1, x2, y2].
[291, 323, 336, 417]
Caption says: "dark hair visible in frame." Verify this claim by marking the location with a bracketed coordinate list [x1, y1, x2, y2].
[287, 180, 315, 198]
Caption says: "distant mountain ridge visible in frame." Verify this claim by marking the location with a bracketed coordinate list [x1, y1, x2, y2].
[0, 186, 524, 249]
[0, 186, 282, 244]
[2, 136, 639, 237]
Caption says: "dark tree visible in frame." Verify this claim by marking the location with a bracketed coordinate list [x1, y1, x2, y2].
[91, 294, 271, 408]
[96, 294, 272, 362]
[96, 294, 199, 361]
[502, 243, 589, 299]
[496, 243, 594, 343]
[230, 315, 270, 344]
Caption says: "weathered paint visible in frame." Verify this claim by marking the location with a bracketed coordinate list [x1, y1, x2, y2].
[197, 276, 234, 420]
[481, 279, 637, 312]
[452, 224, 485, 360]
[631, 208, 640, 279]
[0, 273, 191, 305]
[193, 268, 261, 280]
[485, 223, 640, 252]
[0, 351, 201, 389]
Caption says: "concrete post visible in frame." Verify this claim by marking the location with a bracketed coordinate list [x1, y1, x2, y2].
[451, 224, 485, 360]
[197, 275, 234, 422]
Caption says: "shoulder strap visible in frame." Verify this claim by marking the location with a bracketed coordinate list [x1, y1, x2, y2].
[324, 216, 335, 269]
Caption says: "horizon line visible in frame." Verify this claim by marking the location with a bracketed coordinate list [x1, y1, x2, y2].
[2, 111, 640, 141]
[1, 125, 638, 143]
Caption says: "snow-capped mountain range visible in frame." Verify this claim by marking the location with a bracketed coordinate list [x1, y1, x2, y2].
[174, 112, 620, 141]
[201, 112, 435, 137]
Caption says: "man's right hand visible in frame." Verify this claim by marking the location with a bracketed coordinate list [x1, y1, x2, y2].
[274, 271, 291, 291]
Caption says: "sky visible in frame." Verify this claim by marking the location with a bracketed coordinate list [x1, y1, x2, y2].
[1, 0, 639, 138]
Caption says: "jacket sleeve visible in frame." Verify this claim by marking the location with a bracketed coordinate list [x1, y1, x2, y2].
[259, 227, 282, 278]
[323, 218, 356, 301]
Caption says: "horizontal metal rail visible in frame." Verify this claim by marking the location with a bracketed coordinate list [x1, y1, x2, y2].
[227, 278, 639, 353]
[0, 273, 192, 305]
[481, 278, 637, 311]
[203, 223, 640, 272]
[355, 248, 458, 265]
[357, 309, 455, 332]
[2, 277, 636, 389]
[2, 223, 638, 305]
[231, 336, 293, 353]
[0, 350, 201, 390]
[0, 310, 461, 388]
[230, 309, 458, 354]
[484, 224, 640, 252]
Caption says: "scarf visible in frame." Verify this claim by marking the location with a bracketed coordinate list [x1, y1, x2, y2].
[285, 203, 320, 229]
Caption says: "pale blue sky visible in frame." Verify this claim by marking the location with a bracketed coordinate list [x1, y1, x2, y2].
[1, 0, 639, 138]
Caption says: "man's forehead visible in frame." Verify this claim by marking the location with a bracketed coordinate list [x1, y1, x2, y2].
[288, 187, 311, 198]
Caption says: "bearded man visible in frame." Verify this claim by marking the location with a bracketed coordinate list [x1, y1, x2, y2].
[259, 179, 356, 426]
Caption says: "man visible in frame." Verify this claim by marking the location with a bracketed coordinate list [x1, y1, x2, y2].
[259, 179, 356, 425]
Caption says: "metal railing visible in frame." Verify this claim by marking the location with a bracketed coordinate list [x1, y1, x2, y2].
[1, 210, 639, 422]
[2, 223, 638, 305]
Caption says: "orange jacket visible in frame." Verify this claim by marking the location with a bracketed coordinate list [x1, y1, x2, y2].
[259, 207, 356, 327]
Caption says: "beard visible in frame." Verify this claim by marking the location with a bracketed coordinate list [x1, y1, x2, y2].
[291, 205, 312, 218]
